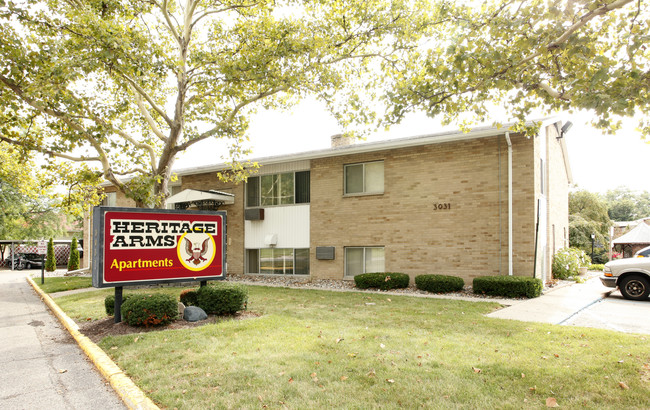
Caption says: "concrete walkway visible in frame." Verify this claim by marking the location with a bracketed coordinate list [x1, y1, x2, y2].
[487, 275, 613, 325]
[0, 270, 126, 410]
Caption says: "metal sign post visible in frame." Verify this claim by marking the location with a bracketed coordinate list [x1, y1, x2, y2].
[37, 240, 47, 284]
[114, 287, 123, 323]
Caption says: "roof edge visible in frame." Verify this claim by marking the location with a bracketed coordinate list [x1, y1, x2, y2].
[176, 117, 556, 177]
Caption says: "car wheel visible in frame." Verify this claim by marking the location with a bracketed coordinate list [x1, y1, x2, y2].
[25, 262, 31, 269]
[16, 263, 24, 271]
[619, 275, 650, 301]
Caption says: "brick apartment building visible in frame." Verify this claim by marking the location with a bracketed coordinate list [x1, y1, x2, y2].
[86, 118, 572, 284]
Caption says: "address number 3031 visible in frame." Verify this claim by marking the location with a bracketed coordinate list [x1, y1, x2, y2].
[433, 203, 451, 211]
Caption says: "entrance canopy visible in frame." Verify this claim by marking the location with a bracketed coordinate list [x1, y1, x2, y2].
[166, 189, 235, 211]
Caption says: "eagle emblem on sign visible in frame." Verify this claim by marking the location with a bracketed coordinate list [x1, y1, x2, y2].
[184, 237, 210, 265]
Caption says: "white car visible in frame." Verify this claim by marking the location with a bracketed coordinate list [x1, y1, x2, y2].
[601, 245, 650, 300]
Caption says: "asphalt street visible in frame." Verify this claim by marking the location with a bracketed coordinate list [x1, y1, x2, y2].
[0, 269, 126, 409]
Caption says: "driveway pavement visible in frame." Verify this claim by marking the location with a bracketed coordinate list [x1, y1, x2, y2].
[487, 275, 650, 334]
[563, 290, 650, 334]
[0, 269, 126, 409]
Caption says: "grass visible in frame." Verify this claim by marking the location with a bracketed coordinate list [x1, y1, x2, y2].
[53, 285, 650, 409]
[33, 276, 93, 293]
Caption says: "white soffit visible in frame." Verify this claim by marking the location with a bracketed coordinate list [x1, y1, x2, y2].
[166, 189, 235, 205]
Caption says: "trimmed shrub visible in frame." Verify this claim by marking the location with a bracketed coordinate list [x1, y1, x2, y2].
[67, 237, 80, 271]
[179, 288, 199, 306]
[105, 294, 133, 316]
[353, 272, 410, 290]
[415, 274, 464, 293]
[45, 238, 56, 272]
[121, 294, 178, 327]
[196, 283, 248, 315]
[552, 247, 590, 279]
[473, 276, 542, 299]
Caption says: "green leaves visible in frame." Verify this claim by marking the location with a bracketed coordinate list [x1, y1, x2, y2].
[2, 0, 429, 207]
[384, 0, 649, 137]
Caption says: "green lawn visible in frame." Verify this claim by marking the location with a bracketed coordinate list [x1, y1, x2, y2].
[34, 276, 93, 293]
[53, 286, 650, 409]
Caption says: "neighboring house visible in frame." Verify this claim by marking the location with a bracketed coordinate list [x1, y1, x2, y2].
[83, 118, 572, 284]
[611, 218, 650, 258]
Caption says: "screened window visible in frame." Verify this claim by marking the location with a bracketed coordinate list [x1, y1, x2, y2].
[246, 248, 310, 275]
[344, 161, 384, 195]
[246, 171, 310, 207]
[345, 247, 385, 277]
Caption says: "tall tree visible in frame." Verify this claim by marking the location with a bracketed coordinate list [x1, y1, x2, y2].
[0, 142, 65, 260]
[605, 187, 650, 221]
[0, 0, 431, 207]
[382, 0, 649, 135]
[569, 190, 611, 262]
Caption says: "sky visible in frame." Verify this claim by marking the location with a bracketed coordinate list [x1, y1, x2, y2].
[175, 98, 650, 194]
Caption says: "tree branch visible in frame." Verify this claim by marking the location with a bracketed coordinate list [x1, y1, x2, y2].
[174, 86, 289, 152]
[117, 72, 173, 126]
[131, 85, 169, 143]
[158, 0, 181, 43]
[111, 167, 149, 176]
[517, 0, 635, 68]
[190, 2, 261, 29]
[0, 135, 102, 163]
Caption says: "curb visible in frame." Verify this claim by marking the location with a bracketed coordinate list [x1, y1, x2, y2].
[27, 277, 159, 410]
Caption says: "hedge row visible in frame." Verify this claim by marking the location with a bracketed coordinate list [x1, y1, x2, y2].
[354, 272, 410, 290]
[415, 274, 464, 293]
[353, 272, 541, 298]
[473, 276, 542, 298]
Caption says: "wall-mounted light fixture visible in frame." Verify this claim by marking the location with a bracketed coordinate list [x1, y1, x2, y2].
[558, 121, 573, 139]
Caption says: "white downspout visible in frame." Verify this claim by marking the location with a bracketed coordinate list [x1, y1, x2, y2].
[505, 132, 513, 276]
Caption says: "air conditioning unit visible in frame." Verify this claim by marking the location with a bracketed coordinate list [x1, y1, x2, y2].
[245, 208, 264, 221]
[316, 247, 335, 260]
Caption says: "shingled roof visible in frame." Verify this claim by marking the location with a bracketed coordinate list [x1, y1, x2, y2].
[613, 221, 650, 245]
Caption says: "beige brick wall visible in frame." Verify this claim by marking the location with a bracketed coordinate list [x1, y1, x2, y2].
[180, 173, 245, 275]
[545, 124, 570, 275]
[310, 134, 537, 284]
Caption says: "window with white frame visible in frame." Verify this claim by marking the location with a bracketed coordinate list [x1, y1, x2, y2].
[102, 192, 116, 207]
[344, 161, 384, 195]
[246, 171, 310, 207]
[345, 247, 385, 277]
[246, 248, 310, 275]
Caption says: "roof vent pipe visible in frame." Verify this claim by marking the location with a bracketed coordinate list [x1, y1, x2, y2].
[505, 132, 513, 276]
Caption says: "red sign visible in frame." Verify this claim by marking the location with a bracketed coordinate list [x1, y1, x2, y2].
[93, 208, 226, 287]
